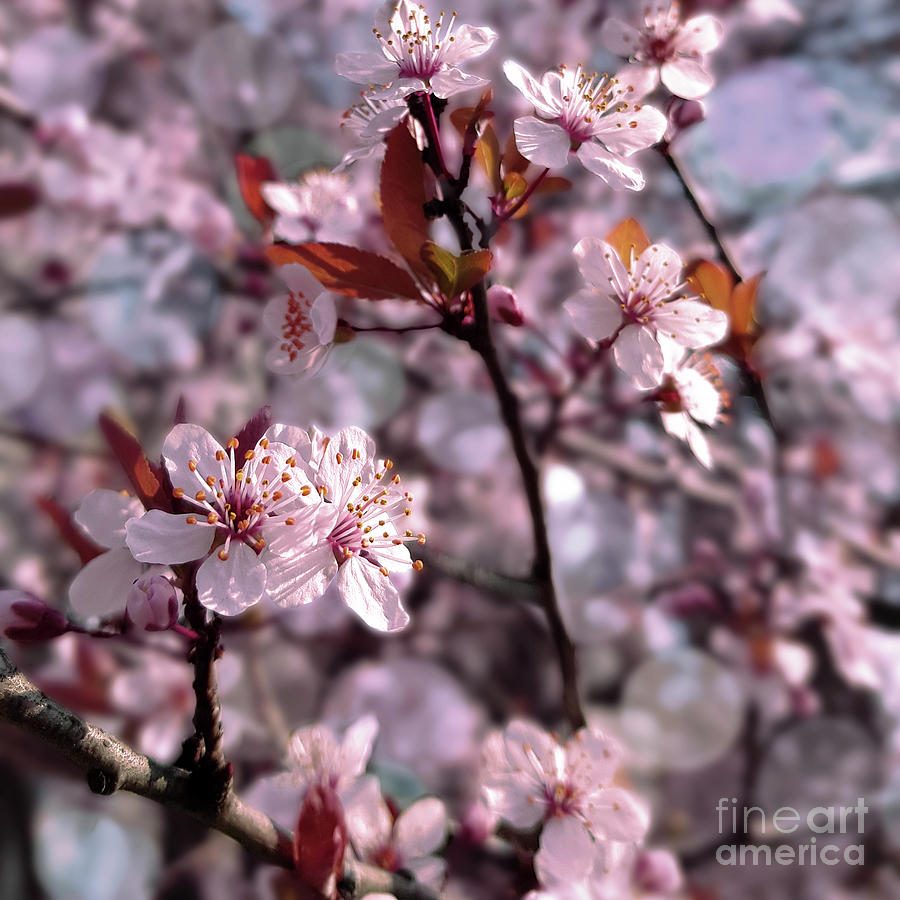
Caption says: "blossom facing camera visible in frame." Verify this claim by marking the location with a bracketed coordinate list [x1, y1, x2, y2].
[335, 1, 497, 99]
[503, 61, 667, 190]
[0, 590, 69, 642]
[125, 423, 322, 616]
[600, 1, 724, 100]
[126, 574, 179, 632]
[564, 238, 728, 388]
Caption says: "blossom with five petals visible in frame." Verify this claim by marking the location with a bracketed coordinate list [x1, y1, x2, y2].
[503, 61, 667, 190]
[335, 90, 410, 171]
[600, 1, 724, 100]
[564, 238, 728, 389]
[125, 424, 320, 615]
[481, 720, 649, 884]
[335, 1, 497, 99]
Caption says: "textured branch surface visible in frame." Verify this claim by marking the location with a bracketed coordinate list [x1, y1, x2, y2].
[0, 647, 438, 900]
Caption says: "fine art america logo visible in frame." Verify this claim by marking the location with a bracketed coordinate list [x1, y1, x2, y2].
[715, 797, 868, 867]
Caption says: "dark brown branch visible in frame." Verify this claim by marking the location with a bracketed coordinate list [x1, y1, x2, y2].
[0, 647, 439, 900]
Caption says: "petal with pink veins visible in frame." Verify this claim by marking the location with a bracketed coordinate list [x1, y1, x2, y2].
[196, 541, 266, 615]
[430, 67, 489, 98]
[334, 51, 398, 85]
[576, 143, 645, 190]
[125, 510, 216, 564]
[74, 489, 145, 550]
[661, 57, 715, 99]
[653, 299, 728, 348]
[512, 117, 571, 169]
[503, 61, 558, 118]
[613, 324, 666, 388]
[337, 556, 409, 632]
[673, 15, 724, 55]
[564, 289, 622, 343]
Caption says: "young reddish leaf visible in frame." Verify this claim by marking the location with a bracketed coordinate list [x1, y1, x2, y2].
[266, 243, 422, 301]
[605, 218, 652, 268]
[380, 123, 432, 280]
[97, 413, 170, 511]
[0, 182, 40, 219]
[686, 260, 734, 311]
[36, 497, 105, 565]
[420, 242, 492, 299]
[475, 121, 502, 194]
[293, 784, 347, 896]
[235, 154, 279, 227]
[449, 106, 477, 135]
[502, 133, 530, 174]
[234, 405, 272, 460]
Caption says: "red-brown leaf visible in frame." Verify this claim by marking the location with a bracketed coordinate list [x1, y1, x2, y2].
[266, 243, 422, 301]
[97, 413, 170, 511]
[36, 497, 105, 565]
[0, 182, 40, 219]
[293, 784, 347, 896]
[235, 154, 278, 227]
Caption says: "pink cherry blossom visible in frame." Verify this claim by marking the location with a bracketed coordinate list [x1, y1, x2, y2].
[600, 1, 724, 100]
[481, 720, 649, 880]
[264, 426, 422, 632]
[502, 61, 667, 190]
[344, 778, 447, 889]
[262, 264, 338, 377]
[125, 424, 321, 616]
[564, 239, 728, 388]
[335, 90, 409, 171]
[261, 171, 359, 245]
[335, 1, 497, 99]
[656, 342, 728, 468]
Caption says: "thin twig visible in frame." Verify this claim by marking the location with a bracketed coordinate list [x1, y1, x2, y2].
[0, 648, 439, 900]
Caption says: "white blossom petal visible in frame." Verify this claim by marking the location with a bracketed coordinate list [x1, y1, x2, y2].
[334, 51, 398, 85]
[582, 786, 650, 842]
[512, 117, 571, 169]
[430, 67, 489, 98]
[613, 324, 666, 388]
[564, 289, 622, 343]
[538, 816, 597, 884]
[653, 299, 728, 348]
[196, 541, 266, 615]
[599, 18, 644, 56]
[661, 57, 715, 99]
[673, 15, 724, 54]
[590, 104, 667, 156]
[263, 543, 338, 608]
[68, 547, 143, 619]
[573, 238, 630, 292]
[344, 776, 392, 858]
[162, 424, 226, 498]
[125, 510, 216, 564]
[394, 797, 447, 859]
[575, 143, 645, 190]
[503, 60, 559, 117]
[337, 556, 409, 632]
[439, 24, 497, 65]
[74, 490, 145, 550]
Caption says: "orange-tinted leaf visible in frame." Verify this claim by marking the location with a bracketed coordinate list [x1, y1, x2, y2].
[36, 497, 105, 565]
[605, 218, 651, 267]
[534, 176, 572, 196]
[0, 182, 40, 219]
[98, 413, 169, 511]
[449, 107, 476, 135]
[476, 122, 502, 194]
[420, 242, 491, 298]
[686, 259, 734, 311]
[502, 133, 530, 174]
[267, 243, 422, 301]
[235, 154, 278, 227]
[380, 123, 431, 279]
[731, 272, 763, 336]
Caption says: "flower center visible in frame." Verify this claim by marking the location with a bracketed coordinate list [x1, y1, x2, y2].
[544, 779, 579, 817]
[375, 6, 459, 83]
[556, 64, 635, 143]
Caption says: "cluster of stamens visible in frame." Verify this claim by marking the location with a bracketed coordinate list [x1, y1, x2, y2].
[554, 64, 641, 142]
[374, 5, 459, 80]
[279, 290, 314, 362]
[321, 448, 425, 576]
[172, 437, 311, 561]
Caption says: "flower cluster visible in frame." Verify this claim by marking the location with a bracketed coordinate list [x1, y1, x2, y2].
[122, 422, 422, 630]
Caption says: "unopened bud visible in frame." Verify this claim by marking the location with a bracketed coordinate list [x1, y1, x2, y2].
[126, 575, 179, 632]
[665, 97, 706, 141]
[633, 848, 683, 894]
[487, 285, 525, 327]
[0, 589, 69, 641]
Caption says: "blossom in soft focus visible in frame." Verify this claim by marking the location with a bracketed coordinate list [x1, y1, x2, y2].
[600, 1, 724, 100]
[345, 778, 447, 889]
[125, 574, 179, 632]
[502, 61, 666, 189]
[263, 264, 338, 377]
[336, 89, 409, 171]
[0, 589, 69, 641]
[335, 1, 497, 99]
[481, 720, 649, 883]
[656, 342, 728, 468]
[125, 424, 321, 615]
[564, 239, 728, 388]
[68, 489, 149, 619]
[286, 715, 379, 800]
[270, 426, 422, 632]
[261, 171, 359, 244]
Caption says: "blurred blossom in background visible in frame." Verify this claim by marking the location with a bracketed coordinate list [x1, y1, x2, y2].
[1, 0, 899, 898]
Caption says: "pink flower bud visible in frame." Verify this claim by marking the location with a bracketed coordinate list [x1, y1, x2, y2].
[633, 848, 683, 894]
[665, 97, 706, 141]
[0, 589, 69, 641]
[126, 576, 179, 632]
[487, 285, 525, 327]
